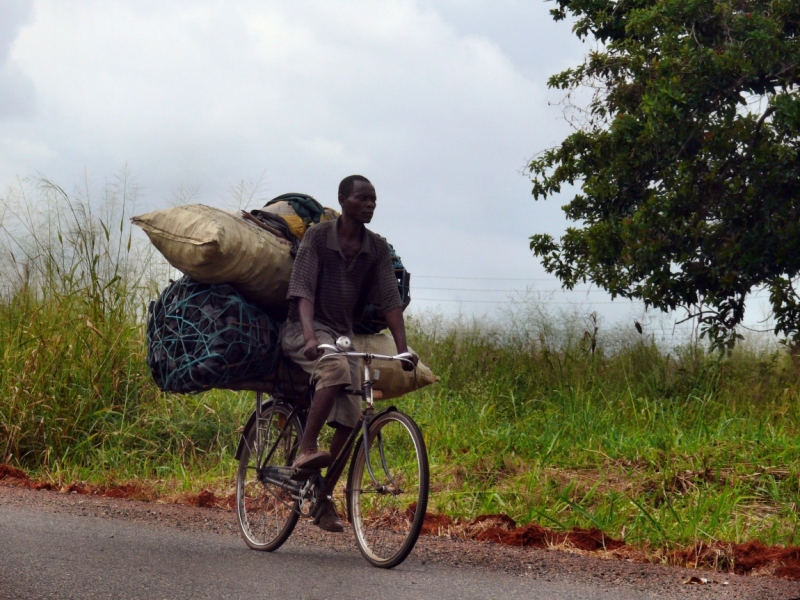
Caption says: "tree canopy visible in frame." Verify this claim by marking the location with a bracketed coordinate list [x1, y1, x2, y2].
[529, 0, 800, 348]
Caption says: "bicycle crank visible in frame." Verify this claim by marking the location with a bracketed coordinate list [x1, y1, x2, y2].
[298, 474, 324, 518]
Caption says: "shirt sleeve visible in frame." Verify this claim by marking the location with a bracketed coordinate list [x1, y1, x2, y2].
[369, 238, 403, 316]
[286, 232, 319, 303]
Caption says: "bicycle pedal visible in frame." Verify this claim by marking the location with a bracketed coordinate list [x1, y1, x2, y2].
[290, 467, 318, 481]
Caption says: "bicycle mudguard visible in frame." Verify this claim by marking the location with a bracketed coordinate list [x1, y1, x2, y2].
[371, 405, 398, 421]
[234, 400, 304, 460]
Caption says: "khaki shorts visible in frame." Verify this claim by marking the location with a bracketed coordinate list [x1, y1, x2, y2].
[281, 320, 361, 429]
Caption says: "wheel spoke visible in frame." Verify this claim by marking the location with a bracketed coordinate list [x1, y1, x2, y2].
[236, 400, 301, 551]
[348, 411, 429, 568]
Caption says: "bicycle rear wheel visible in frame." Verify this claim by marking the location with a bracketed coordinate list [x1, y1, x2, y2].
[346, 410, 429, 568]
[236, 399, 302, 551]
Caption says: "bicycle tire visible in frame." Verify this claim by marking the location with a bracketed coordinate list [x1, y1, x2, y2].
[346, 410, 429, 568]
[236, 399, 302, 551]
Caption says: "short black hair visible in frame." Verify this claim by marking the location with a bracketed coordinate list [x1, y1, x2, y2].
[338, 175, 371, 199]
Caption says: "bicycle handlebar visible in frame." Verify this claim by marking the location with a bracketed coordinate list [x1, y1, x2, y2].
[310, 338, 417, 401]
[316, 343, 416, 364]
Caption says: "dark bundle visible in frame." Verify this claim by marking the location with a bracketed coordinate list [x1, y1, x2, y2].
[147, 276, 280, 393]
[354, 243, 411, 334]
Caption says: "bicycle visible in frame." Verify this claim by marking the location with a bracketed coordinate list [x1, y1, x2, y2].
[233, 336, 430, 568]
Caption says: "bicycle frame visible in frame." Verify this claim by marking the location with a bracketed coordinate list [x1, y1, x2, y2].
[248, 346, 415, 509]
[314, 346, 413, 498]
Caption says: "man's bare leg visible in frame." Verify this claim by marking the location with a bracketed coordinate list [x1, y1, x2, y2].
[298, 384, 347, 457]
[329, 426, 353, 462]
[293, 384, 349, 532]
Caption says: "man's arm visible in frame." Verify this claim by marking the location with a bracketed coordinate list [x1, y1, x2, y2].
[298, 298, 322, 361]
[384, 308, 418, 372]
[286, 227, 322, 361]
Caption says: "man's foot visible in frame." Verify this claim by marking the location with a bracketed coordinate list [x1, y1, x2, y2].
[291, 449, 332, 472]
[315, 501, 344, 533]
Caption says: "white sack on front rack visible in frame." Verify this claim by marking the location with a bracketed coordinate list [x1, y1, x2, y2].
[353, 333, 438, 400]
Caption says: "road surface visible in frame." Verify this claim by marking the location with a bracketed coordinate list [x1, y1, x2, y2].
[1, 486, 798, 599]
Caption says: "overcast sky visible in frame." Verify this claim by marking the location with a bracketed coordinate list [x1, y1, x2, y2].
[0, 0, 770, 340]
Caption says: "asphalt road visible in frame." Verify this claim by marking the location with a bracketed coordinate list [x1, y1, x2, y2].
[2, 486, 800, 600]
[1, 502, 653, 600]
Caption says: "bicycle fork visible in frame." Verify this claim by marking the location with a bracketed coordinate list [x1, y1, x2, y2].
[359, 357, 402, 495]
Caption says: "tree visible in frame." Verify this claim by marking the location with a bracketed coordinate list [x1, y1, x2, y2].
[529, 0, 800, 348]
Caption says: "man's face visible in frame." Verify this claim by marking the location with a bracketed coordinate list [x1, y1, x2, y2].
[339, 180, 377, 224]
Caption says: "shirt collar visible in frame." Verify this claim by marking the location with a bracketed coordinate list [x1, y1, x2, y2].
[326, 217, 371, 254]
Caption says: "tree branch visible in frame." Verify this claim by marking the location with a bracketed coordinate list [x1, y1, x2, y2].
[746, 106, 777, 159]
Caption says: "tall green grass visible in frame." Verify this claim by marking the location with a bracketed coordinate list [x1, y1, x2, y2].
[2, 176, 800, 549]
[402, 311, 800, 548]
[0, 175, 241, 482]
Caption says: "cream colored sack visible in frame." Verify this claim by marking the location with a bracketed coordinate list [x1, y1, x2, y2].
[353, 333, 438, 400]
[132, 204, 293, 311]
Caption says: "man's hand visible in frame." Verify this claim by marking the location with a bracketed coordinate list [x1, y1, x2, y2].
[303, 337, 323, 361]
[401, 351, 419, 372]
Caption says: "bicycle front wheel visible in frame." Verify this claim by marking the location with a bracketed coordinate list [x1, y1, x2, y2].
[236, 399, 302, 551]
[346, 410, 429, 568]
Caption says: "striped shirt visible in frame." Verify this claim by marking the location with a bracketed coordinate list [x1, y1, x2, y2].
[286, 219, 402, 333]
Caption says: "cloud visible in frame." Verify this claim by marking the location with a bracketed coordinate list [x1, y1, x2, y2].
[1, 135, 52, 162]
[295, 137, 372, 167]
[0, 0, 35, 119]
[0, 1, 615, 317]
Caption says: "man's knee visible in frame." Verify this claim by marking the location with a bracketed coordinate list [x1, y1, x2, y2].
[315, 355, 352, 390]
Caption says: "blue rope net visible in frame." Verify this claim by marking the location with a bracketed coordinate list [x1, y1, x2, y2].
[147, 276, 280, 393]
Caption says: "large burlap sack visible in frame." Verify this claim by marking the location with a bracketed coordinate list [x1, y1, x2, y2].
[132, 205, 293, 311]
[353, 333, 438, 400]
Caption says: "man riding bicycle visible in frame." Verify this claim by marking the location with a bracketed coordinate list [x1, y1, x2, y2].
[281, 174, 418, 533]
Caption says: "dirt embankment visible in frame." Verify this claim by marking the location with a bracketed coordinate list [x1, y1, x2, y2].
[3, 462, 799, 581]
[415, 504, 800, 580]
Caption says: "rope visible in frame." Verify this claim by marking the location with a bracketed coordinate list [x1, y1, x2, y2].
[147, 276, 280, 393]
